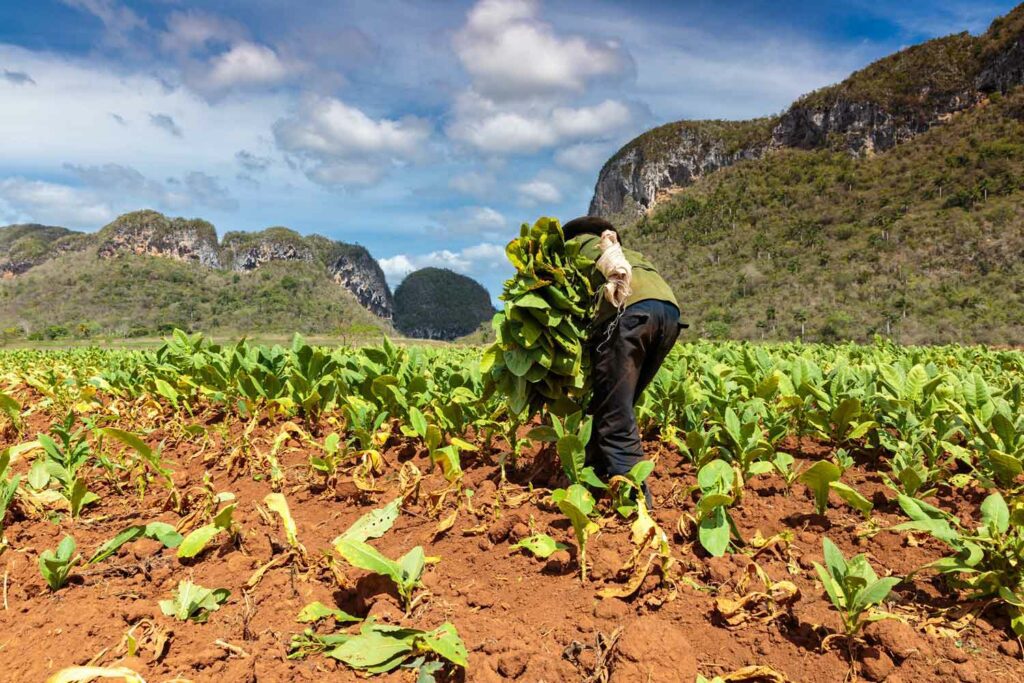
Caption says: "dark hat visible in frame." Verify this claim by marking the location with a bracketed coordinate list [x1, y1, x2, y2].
[562, 216, 617, 242]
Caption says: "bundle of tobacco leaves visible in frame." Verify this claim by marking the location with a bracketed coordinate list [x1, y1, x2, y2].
[481, 217, 596, 417]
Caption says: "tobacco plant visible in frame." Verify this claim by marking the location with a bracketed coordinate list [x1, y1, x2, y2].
[690, 459, 742, 557]
[159, 580, 230, 622]
[38, 413, 98, 517]
[39, 535, 80, 591]
[0, 449, 21, 534]
[814, 537, 901, 637]
[551, 484, 598, 581]
[894, 492, 1024, 634]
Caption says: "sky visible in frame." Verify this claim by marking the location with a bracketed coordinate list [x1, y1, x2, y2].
[0, 0, 1018, 300]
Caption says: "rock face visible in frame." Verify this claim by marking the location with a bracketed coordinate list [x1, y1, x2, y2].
[97, 210, 222, 267]
[590, 9, 1024, 219]
[770, 94, 976, 154]
[221, 227, 314, 272]
[977, 13, 1024, 92]
[0, 210, 395, 320]
[589, 120, 773, 217]
[328, 248, 394, 319]
[393, 267, 494, 340]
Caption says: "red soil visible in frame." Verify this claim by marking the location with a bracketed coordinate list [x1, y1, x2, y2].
[0, 412, 1021, 683]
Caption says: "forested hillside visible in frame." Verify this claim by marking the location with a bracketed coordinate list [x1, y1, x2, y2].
[624, 89, 1024, 343]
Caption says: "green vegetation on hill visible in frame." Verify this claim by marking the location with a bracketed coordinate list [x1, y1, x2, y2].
[625, 88, 1024, 344]
[797, 32, 980, 113]
[95, 210, 218, 246]
[0, 248, 388, 340]
[221, 226, 307, 251]
[393, 268, 494, 341]
[607, 117, 777, 167]
[0, 224, 85, 262]
[797, 6, 1024, 115]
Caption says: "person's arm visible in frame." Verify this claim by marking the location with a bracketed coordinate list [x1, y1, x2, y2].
[595, 231, 632, 308]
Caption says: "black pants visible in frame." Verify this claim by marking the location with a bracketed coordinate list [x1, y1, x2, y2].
[586, 299, 682, 481]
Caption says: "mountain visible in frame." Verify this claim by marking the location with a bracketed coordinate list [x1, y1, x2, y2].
[591, 7, 1024, 220]
[393, 267, 496, 340]
[589, 5, 1024, 344]
[0, 210, 394, 340]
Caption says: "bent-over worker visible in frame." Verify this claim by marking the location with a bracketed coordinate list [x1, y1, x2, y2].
[562, 216, 685, 505]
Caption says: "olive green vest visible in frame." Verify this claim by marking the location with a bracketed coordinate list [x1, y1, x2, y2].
[568, 233, 680, 324]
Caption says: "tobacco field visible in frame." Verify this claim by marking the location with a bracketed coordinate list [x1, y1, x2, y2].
[2, 332, 1024, 682]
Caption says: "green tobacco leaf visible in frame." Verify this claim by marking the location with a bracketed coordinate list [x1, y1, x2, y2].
[627, 460, 655, 485]
[90, 522, 183, 564]
[328, 630, 414, 672]
[556, 434, 585, 484]
[159, 580, 229, 622]
[980, 493, 1010, 534]
[510, 534, 567, 559]
[695, 492, 733, 518]
[0, 392, 20, 425]
[27, 458, 50, 490]
[525, 426, 558, 442]
[553, 484, 597, 579]
[799, 460, 842, 515]
[822, 537, 847, 579]
[397, 546, 426, 588]
[337, 498, 401, 544]
[698, 459, 734, 493]
[39, 535, 78, 591]
[421, 622, 469, 667]
[813, 562, 844, 611]
[408, 407, 428, 437]
[69, 478, 98, 518]
[832, 398, 861, 430]
[177, 524, 223, 559]
[503, 348, 534, 378]
[854, 577, 901, 612]
[984, 451, 1022, 487]
[334, 538, 402, 584]
[699, 506, 731, 557]
[100, 428, 153, 460]
[514, 292, 551, 310]
[296, 601, 360, 624]
[829, 482, 873, 520]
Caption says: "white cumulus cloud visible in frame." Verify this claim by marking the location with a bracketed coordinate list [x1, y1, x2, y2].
[194, 42, 298, 94]
[273, 95, 432, 187]
[448, 91, 633, 154]
[454, 0, 631, 101]
[160, 10, 246, 54]
[0, 178, 113, 228]
[517, 179, 562, 205]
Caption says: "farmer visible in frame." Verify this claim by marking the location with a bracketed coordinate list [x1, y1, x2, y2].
[562, 216, 684, 506]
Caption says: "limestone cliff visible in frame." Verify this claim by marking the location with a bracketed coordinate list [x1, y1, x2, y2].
[221, 227, 314, 271]
[97, 210, 222, 267]
[589, 119, 774, 217]
[327, 246, 394, 319]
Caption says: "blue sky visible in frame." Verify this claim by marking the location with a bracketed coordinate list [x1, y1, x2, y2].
[0, 0, 1018, 300]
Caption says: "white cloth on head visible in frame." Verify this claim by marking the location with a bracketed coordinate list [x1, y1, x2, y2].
[595, 229, 632, 308]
